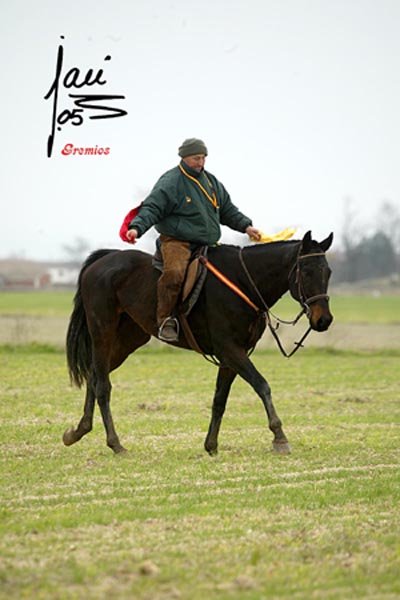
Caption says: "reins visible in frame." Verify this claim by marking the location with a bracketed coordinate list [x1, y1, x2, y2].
[198, 255, 259, 312]
[237, 249, 310, 358]
[240, 246, 330, 357]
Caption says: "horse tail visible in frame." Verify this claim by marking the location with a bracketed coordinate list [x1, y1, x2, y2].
[66, 249, 116, 388]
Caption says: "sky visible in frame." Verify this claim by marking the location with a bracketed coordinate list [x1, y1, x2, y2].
[1, 0, 399, 260]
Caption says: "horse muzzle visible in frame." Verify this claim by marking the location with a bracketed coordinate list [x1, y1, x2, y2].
[304, 295, 333, 332]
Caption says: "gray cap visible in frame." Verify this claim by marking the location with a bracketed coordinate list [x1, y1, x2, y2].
[178, 138, 208, 158]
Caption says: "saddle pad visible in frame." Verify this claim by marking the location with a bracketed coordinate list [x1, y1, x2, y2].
[182, 258, 201, 302]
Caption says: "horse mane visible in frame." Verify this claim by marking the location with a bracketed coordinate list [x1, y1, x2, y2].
[210, 239, 300, 252]
[210, 239, 301, 258]
[80, 249, 117, 271]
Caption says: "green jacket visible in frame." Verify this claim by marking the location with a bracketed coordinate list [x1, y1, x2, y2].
[128, 161, 252, 246]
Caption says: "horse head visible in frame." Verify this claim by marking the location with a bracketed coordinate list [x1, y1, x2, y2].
[289, 231, 334, 332]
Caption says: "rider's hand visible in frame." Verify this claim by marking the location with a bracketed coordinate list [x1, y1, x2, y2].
[245, 226, 262, 241]
[126, 229, 138, 244]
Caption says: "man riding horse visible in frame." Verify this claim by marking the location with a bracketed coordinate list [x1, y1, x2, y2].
[126, 138, 261, 342]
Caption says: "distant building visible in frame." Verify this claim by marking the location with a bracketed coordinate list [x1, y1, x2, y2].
[0, 259, 79, 290]
[46, 266, 79, 286]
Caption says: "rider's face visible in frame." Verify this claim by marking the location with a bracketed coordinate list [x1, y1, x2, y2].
[182, 154, 206, 172]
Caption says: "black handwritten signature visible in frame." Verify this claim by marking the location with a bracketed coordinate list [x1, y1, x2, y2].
[44, 35, 127, 157]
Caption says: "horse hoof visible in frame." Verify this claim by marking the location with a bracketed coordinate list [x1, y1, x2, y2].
[63, 427, 76, 446]
[206, 448, 218, 457]
[204, 443, 218, 456]
[114, 446, 128, 455]
[272, 440, 291, 455]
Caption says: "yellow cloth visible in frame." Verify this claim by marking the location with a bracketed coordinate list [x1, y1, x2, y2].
[250, 227, 297, 243]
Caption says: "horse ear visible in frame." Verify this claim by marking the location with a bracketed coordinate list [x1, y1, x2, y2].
[301, 230, 313, 252]
[320, 232, 334, 252]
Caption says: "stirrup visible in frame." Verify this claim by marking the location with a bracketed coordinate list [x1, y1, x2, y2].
[158, 317, 179, 342]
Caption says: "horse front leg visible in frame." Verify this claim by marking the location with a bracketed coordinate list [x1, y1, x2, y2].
[204, 366, 237, 455]
[221, 349, 291, 454]
[251, 372, 291, 454]
[63, 373, 96, 446]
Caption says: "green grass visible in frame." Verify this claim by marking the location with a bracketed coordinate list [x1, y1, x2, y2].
[274, 293, 400, 324]
[0, 345, 399, 599]
[0, 291, 74, 316]
[1, 289, 400, 323]
[327, 294, 400, 324]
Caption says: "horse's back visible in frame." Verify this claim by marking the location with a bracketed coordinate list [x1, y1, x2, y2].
[82, 248, 154, 285]
[79, 248, 156, 309]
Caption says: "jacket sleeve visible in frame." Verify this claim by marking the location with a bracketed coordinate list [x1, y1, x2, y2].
[216, 180, 252, 233]
[128, 178, 177, 237]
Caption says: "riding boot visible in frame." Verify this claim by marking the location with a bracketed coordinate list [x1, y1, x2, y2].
[157, 235, 192, 341]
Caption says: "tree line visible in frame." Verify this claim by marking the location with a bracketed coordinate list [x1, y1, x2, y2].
[330, 200, 400, 283]
[62, 201, 400, 286]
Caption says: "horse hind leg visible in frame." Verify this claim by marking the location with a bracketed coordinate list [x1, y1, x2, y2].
[63, 358, 125, 453]
[63, 373, 96, 447]
[64, 312, 150, 453]
[204, 366, 237, 455]
[94, 371, 127, 454]
[94, 320, 151, 454]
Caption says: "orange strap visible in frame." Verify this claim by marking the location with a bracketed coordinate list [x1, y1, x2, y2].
[199, 256, 259, 312]
[179, 164, 219, 209]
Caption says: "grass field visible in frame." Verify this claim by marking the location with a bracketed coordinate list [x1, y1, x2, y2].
[0, 291, 399, 599]
[1, 290, 400, 351]
[1, 290, 400, 323]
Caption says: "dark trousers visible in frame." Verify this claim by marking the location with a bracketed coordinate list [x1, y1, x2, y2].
[157, 235, 192, 326]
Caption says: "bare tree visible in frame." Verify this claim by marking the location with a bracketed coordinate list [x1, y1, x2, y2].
[340, 198, 362, 281]
[62, 237, 90, 264]
[375, 200, 400, 254]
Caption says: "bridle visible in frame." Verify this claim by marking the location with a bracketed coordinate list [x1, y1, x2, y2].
[239, 247, 330, 357]
[288, 252, 330, 318]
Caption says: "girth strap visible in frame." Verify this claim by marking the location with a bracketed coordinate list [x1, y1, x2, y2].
[179, 313, 221, 366]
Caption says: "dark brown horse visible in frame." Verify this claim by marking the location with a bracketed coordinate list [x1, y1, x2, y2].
[64, 231, 333, 455]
